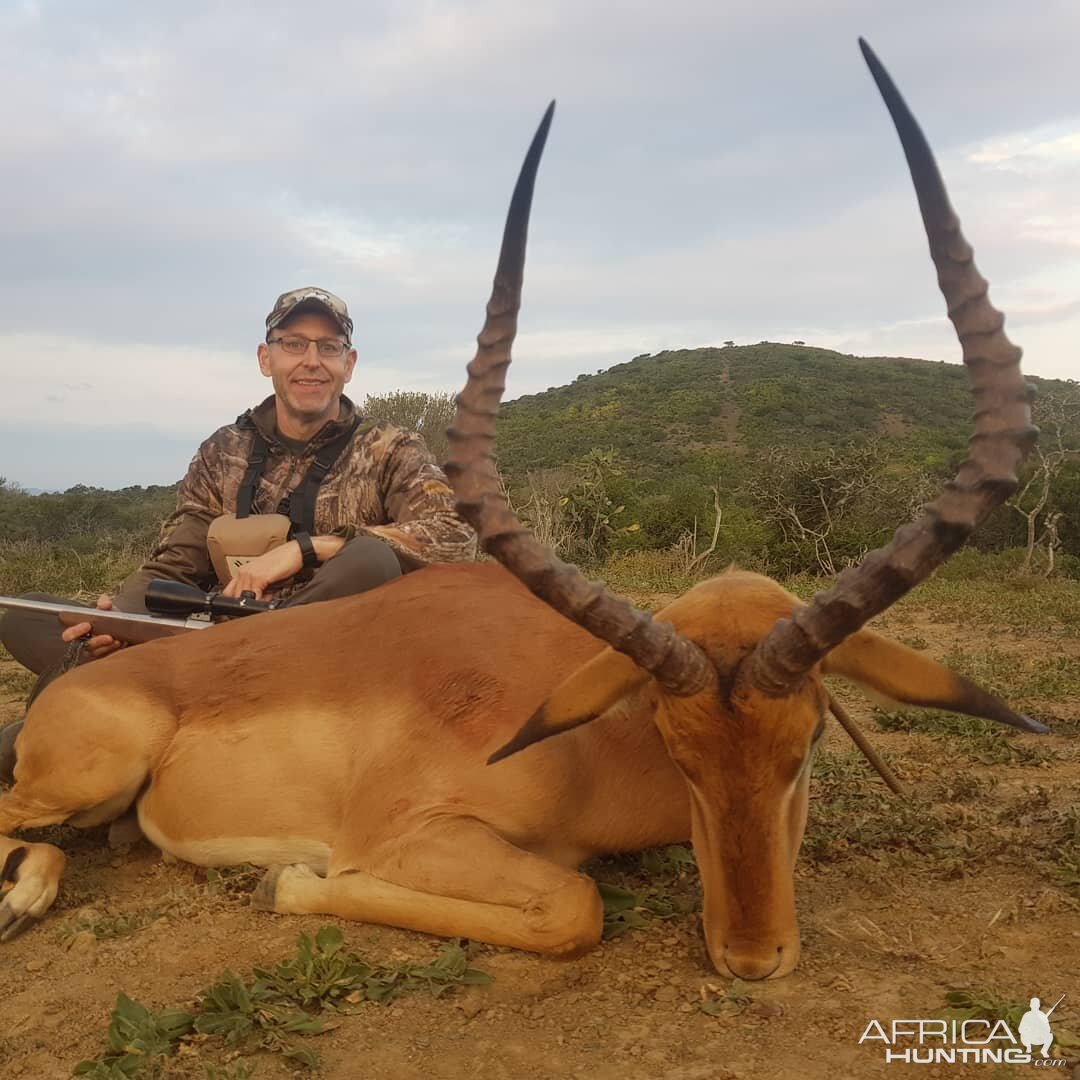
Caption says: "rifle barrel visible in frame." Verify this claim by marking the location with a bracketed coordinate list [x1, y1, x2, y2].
[0, 596, 209, 645]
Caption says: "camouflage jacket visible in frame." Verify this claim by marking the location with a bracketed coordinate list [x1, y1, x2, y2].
[114, 395, 476, 609]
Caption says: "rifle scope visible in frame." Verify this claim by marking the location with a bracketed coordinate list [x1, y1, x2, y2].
[144, 580, 278, 620]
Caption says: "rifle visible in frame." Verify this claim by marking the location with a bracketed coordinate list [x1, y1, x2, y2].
[0, 582, 277, 646]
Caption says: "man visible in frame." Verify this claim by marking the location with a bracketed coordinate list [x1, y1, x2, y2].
[0, 286, 476, 777]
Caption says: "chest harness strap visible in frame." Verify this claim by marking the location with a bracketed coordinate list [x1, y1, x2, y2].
[235, 417, 359, 537]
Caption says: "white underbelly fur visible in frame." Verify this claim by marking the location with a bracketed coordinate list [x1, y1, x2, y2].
[137, 805, 331, 873]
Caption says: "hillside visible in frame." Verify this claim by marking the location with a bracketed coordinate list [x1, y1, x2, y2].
[498, 342, 1072, 477]
[490, 342, 1078, 571]
[2, 343, 1075, 582]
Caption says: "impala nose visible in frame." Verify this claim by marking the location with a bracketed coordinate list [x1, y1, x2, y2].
[723, 945, 784, 981]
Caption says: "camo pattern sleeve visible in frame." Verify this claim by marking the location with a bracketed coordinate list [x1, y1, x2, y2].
[356, 426, 478, 569]
[113, 402, 477, 607]
[111, 441, 225, 611]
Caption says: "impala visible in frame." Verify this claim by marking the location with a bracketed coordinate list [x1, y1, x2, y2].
[0, 42, 1045, 979]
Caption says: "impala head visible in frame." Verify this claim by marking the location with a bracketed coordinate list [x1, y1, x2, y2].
[445, 41, 1046, 979]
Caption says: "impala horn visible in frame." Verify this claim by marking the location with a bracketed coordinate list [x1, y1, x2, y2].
[445, 103, 715, 701]
[741, 40, 1041, 730]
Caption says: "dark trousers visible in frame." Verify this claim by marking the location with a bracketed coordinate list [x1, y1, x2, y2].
[0, 535, 402, 689]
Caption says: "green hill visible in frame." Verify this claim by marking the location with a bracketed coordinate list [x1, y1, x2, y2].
[2, 343, 1076, 590]
[499, 342, 1059, 475]
[495, 343, 1078, 571]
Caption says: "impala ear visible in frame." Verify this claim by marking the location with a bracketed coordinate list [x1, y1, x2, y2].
[488, 648, 651, 763]
[823, 629, 1049, 734]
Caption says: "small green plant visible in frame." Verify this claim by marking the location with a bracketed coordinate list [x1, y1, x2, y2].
[62, 910, 160, 941]
[594, 844, 701, 939]
[940, 989, 1078, 1049]
[202, 865, 266, 896]
[74, 928, 492, 1076]
[252, 925, 491, 1008]
[58, 866, 262, 943]
[598, 881, 697, 939]
[940, 987, 1025, 1028]
[194, 968, 327, 1068]
[73, 993, 196, 1078]
[639, 843, 697, 880]
[699, 978, 753, 1016]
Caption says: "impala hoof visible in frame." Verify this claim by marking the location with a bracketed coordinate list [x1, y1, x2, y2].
[0, 911, 38, 942]
[251, 865, 285, 911]
[0, 842, 63, 940]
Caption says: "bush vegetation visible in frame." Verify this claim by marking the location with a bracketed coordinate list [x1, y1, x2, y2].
[2, 344, 1077, 598]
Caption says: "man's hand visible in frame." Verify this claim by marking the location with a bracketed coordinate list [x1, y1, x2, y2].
[220, 536, 347, 600]
[221, 543, 304, 600]
[60, 594, 125, 660]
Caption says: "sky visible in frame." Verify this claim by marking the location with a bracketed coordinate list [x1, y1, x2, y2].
[1, 0, 1078, 491]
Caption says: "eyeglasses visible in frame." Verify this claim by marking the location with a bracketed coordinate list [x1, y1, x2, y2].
[268, 335, 350, 359]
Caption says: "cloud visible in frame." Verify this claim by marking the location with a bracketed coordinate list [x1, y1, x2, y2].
[968, 126, 1080, 173]
[2, 0, 1079, 489]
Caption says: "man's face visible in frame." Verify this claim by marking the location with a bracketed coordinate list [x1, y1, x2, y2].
[257, 310, 357, 430]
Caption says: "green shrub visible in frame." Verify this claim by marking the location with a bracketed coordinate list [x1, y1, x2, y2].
[0, 538, 144, 598]
[598, 549, 701, 597]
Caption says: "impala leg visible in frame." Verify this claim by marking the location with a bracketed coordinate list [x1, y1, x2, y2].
[253, 817, 604, 958]
[0, 785, 73, 941]
[107, 807, 146, 848]
[0, 707, 153, 940]
[0, 832, 65, 942]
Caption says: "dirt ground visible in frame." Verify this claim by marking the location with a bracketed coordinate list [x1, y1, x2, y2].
[0, 593, 1077, 1080]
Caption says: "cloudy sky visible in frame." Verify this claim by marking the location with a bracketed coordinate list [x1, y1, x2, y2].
[1, 0, 1078, 490]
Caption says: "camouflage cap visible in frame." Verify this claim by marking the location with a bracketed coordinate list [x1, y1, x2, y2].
[266, 286, 353, 342]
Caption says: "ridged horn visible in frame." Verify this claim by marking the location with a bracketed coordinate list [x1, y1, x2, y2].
[742, 40, 1038, 698]
[444, 104, 714, 698]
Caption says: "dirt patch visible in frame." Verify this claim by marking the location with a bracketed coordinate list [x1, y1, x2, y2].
[876, 412, 915, 438]
[0, 602, 1077, 1078]
[714, 401, 742, 451]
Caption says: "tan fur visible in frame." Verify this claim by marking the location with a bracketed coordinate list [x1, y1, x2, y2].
[0, 563, 1024, 976]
